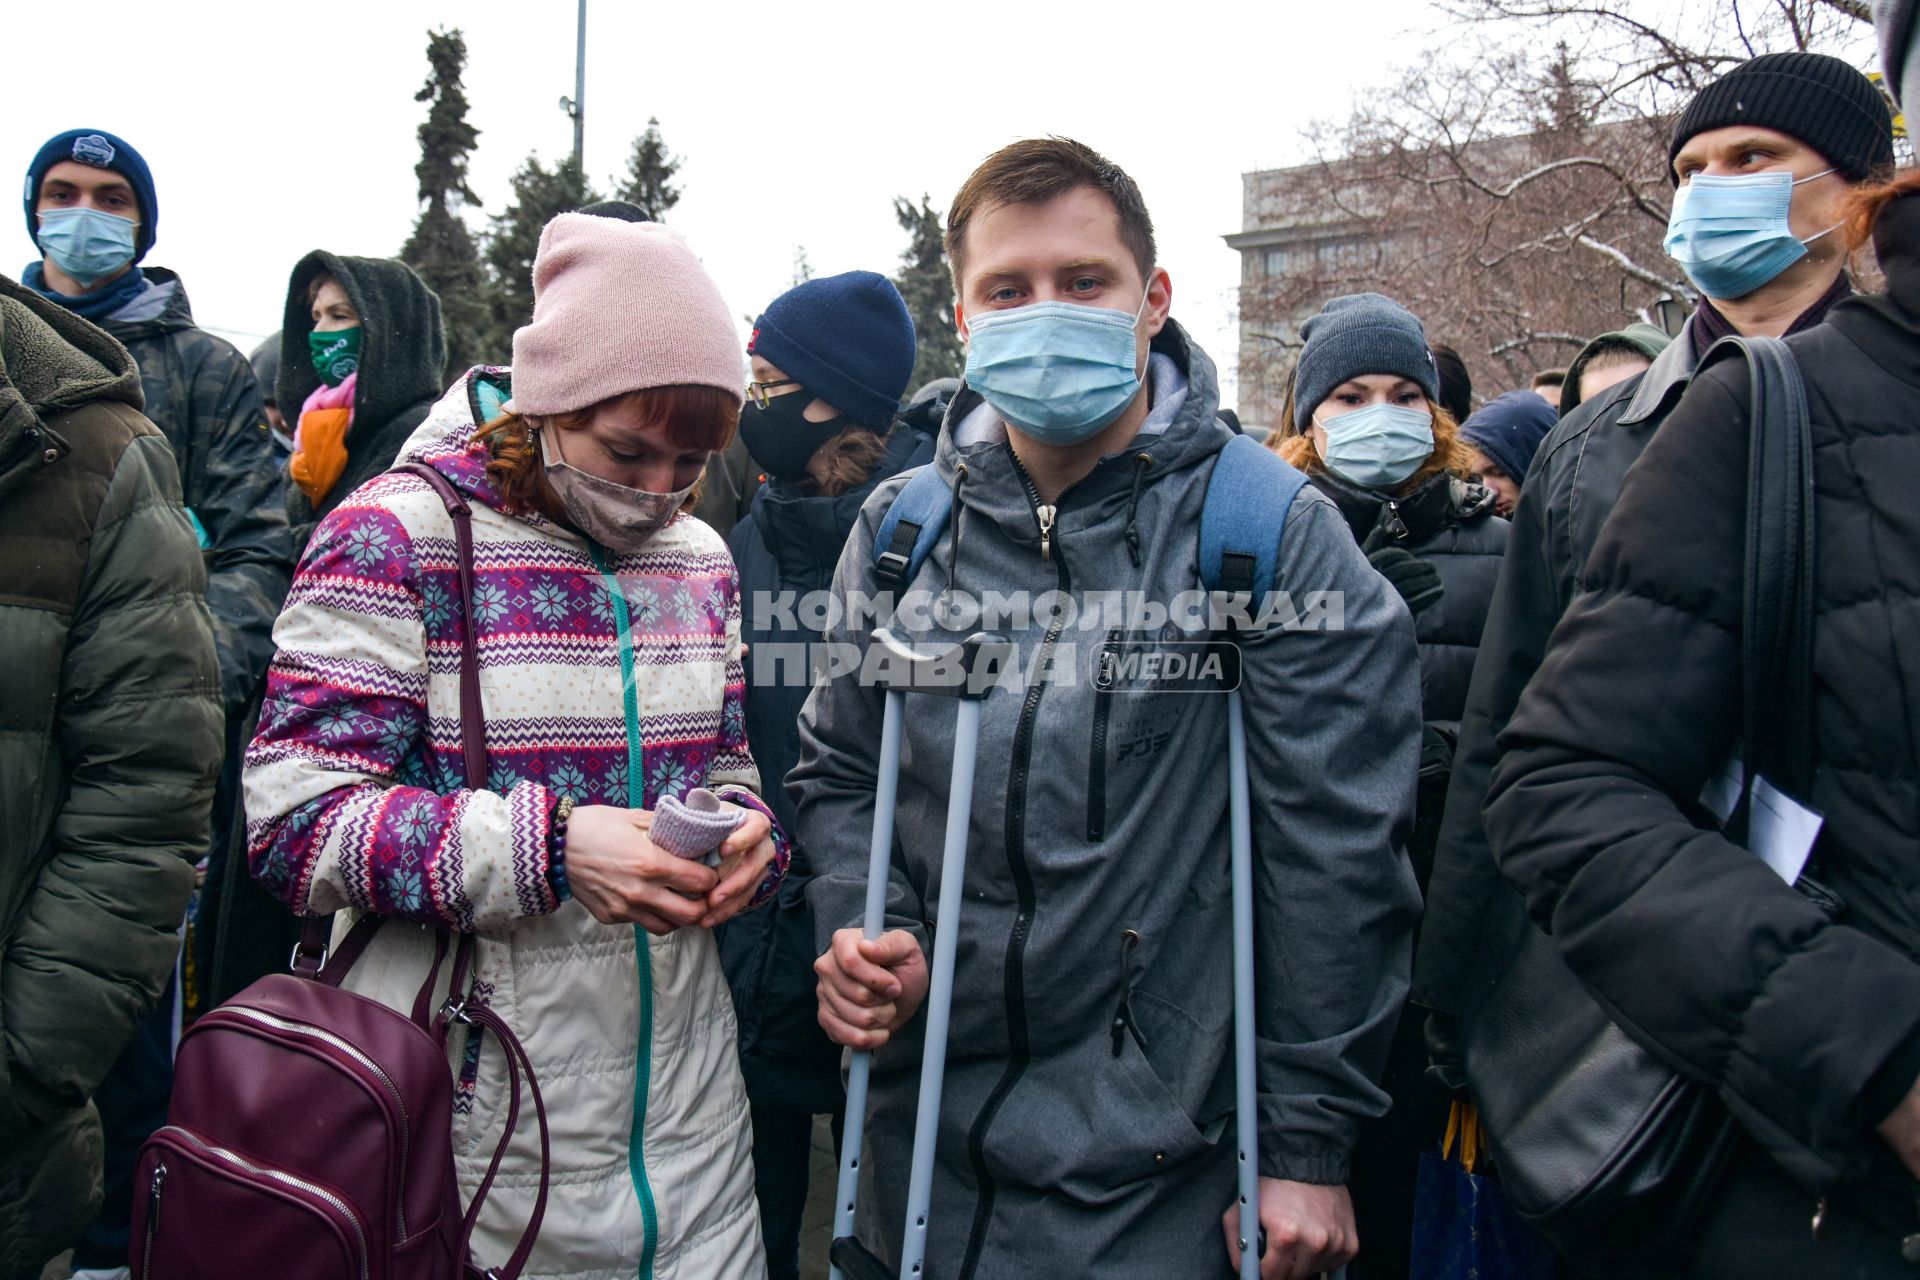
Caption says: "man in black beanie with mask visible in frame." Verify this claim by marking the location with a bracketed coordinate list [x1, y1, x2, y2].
[1413, 47, 1895, 1236]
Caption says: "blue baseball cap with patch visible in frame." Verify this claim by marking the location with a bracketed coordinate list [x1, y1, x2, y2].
[24, 128, 159, 261]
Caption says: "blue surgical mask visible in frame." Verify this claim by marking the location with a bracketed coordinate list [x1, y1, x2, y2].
[962, 290, 1151, 445]
[35, 207, 138, 290]
[1316, 402, 1434, 491]
[1663, 168, 1838, 301]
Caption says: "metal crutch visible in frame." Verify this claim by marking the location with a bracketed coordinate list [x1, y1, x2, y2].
[1226, 638, 1347, 1280]
[830, 629, 1009, 1280]
[1227, 677, 1264, 1280]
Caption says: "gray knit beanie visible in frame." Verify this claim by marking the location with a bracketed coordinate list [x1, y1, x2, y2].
[1292, 293, 1439, 432]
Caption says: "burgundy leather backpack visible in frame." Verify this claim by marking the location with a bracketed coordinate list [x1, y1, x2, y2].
[131, 462, 549, 1280]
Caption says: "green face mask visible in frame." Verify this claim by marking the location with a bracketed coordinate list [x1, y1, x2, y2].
[309, 326, 362, 387]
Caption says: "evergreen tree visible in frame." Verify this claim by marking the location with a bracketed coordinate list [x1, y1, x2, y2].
[892, 195, 962, 393]
[399, 28, 489, 375]
[615, 118, 683, 221]
[480, 155, 598, 358]
[792, 246, 814, 286]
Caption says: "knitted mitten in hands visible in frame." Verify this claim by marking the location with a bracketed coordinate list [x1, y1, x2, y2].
[649, 788, 745, 869]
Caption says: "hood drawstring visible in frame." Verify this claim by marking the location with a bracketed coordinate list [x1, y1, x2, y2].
[1124, 453, 1152, 568]
[938, 463, 969, 616]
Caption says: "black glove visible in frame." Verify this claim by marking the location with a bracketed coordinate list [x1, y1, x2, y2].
[1367, 545, 1445, 615]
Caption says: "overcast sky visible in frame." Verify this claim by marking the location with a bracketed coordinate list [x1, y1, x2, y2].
[9, 0, 1446, 408]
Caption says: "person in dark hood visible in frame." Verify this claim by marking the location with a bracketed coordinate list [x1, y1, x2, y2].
[1268, 291, 1506, 1280]
[1458, 389, 1558, 517]
[1412, 48, 1896, 1209]
[794, 137, 1420, 1280]
[250, 333, 290, 452]
[276, 251, 447, 549]
[719, 268, 924, 1280]
[1556, 322, 1671, 417]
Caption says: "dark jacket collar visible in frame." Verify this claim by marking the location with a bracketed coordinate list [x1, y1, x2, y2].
[1309, 466, 1497, 548]
[1619, 330, 1701, 426]
[753, 420, 936, 580]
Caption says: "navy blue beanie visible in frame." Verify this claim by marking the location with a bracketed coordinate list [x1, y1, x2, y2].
[749, 271, 917, 429]
[1460, 389, 1558, 484]
[23, 129, 158, 261]
[1293, 293, 1439, 431]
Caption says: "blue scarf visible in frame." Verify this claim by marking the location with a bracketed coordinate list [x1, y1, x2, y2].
[21, 260, 150, 323]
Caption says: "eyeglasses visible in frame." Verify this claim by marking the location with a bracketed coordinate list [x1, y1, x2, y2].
[746, 378, 801, 409]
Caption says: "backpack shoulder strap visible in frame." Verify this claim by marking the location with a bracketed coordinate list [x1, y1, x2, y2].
[872, 464, 952, 589]
[1200, 434, 1311, 604]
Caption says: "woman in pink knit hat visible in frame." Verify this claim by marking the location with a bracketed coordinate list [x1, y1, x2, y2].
[243, 213, 785, 1277]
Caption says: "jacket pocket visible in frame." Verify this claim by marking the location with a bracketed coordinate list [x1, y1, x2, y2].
[1088, 629, 1119, 842]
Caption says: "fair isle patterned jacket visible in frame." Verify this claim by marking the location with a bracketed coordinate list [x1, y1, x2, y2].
[244, 368, 785, 1280]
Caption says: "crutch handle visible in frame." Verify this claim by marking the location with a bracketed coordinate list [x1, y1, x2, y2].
[866, 627, 1014, 699]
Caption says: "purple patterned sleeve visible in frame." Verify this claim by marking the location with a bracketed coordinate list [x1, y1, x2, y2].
[244, 495, 559, 931]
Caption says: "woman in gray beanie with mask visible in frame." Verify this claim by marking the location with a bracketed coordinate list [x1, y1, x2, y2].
[1269, 291, 1509, 1280]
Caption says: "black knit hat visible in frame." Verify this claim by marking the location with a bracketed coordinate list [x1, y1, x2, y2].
[1668, 52, 1894, 184]
[749, 271, 917, 429]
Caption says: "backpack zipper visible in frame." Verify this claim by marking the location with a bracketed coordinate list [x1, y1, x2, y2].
[221, 1007, 410, 1240]
[164, 1126, 371, 1280]
[143, 1161, 166, 1278]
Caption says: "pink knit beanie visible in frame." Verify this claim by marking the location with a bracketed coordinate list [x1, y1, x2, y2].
[508, 212, 745, 416]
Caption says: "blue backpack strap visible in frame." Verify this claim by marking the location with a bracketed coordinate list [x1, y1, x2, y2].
[1200, 434, 1310, 602]
[872, 465, 952, 589]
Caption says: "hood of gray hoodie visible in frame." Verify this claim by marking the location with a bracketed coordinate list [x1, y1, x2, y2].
[790, 319, 1422, 1273]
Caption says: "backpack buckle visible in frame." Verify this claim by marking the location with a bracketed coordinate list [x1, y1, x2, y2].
[289, 942, 328, 975]
[875, 549, 909, 584]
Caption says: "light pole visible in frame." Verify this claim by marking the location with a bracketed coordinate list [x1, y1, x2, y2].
[559, 0, 586, 169]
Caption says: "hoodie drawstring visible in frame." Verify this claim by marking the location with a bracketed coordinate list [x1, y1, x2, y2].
[940, 463, 969, 610]
[1124, 453, 1152, 568]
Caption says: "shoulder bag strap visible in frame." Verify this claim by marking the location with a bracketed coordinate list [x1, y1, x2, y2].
[297, 463, 490, 988]
[1719, 335, 1817, 804]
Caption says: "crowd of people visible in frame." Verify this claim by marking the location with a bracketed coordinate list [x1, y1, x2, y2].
[6, 13, 1920, 1280]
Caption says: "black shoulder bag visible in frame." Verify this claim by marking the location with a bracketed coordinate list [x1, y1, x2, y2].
[1462, 335, 1818, 1274]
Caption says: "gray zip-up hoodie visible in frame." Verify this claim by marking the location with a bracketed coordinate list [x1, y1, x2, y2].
[790, 322, 1422, 1278]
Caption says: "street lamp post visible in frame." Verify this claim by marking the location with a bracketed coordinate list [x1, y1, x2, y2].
[559, 0, 586, 169]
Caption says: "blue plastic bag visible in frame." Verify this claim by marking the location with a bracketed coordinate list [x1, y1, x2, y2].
[1410, 1102, 1557, 1279]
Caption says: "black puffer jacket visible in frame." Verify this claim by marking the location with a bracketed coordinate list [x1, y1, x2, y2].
[1412, 286, 1852, 1018]
[717, 410, 938, 1110]
[277, 252, 447, 550]
[1486, 195, 1920, 1213]
[1308, 468, 1508, 730]
[100, 267, 292, 718]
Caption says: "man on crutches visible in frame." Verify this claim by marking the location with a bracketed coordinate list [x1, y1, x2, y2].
[791, 137, 1423, 1280]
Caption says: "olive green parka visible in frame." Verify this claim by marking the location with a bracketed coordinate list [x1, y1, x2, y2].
[0, 273, 221, 1280]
